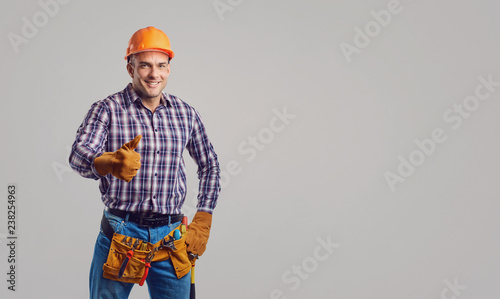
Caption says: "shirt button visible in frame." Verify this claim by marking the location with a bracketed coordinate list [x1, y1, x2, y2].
[155, 129, 158, 132]
[153, 195, 156, 199]
[157, 151, 160, 154]
[155, 173, 158, 177]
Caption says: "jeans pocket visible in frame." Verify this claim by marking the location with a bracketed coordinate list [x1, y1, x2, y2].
[100, 210, 124, 237]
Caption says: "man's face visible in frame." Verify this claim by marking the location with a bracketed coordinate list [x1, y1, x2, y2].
[127, 51, 171, 102]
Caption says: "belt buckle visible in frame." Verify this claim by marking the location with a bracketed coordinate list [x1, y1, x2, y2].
[139, 215, 161, 227]
[136, 211, 154, 227]
[138, 215, 151, 227]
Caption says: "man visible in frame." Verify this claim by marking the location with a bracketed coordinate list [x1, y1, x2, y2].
[69, 26, 221, 298]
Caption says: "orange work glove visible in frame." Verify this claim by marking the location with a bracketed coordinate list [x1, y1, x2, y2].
[185, 211, 212, 257]
[94, 135, 142, 182]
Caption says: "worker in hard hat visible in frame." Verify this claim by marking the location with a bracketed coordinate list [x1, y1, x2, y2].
[69, 26, 221, 298]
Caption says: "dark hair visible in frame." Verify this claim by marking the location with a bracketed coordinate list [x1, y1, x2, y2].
[127, 54, 171, 66]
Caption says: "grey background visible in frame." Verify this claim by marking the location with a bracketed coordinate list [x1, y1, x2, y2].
[1, 0, 499, 298]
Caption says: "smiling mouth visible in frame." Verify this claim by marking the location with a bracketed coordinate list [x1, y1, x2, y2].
[146, 81, 160, 86]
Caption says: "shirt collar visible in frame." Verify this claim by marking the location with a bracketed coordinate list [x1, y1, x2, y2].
[124, 83, 171, 108]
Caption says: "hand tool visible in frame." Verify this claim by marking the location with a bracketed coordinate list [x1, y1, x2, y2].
[161, 235, 177, 251]
[118, 239, 140, 279]
[174, 229, 181, 240]
[188, 253, 198, 299]
[139, 240, 148, 251]
[185, 215, 198, 299]
[180, 216, 187, 236]
[190, 265, 196, 299]
[139, 251, 155, 286]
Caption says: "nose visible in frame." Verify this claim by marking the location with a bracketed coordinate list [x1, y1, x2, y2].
[149, 65, 159, 78]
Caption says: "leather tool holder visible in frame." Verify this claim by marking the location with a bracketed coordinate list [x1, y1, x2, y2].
[102, 226, 191, 284]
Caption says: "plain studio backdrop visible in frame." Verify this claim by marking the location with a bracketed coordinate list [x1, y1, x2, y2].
[1, 0, 499, 298]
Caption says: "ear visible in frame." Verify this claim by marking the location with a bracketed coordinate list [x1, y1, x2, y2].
[126, 63, 134, 79]
[166, 63, 171, 76]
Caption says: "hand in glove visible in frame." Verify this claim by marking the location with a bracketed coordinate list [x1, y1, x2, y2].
[94, 135, 142, 182]
[186, 211, 212, 258]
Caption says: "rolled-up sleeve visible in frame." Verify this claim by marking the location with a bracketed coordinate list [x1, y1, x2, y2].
[186, 109, 221, 214]
[69, 101, 110, 180]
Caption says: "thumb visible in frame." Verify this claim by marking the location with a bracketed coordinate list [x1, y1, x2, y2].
[123, 135, 142, 150]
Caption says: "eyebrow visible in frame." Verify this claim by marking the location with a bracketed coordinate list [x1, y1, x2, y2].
[138, 61, 169, 66]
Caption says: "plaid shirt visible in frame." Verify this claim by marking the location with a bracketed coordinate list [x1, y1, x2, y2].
[69, 84, 221, 214]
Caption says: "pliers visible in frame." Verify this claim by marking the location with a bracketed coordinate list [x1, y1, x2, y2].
[139, 250, 155, 286]
[138, 235, 176, 286]
[118, 238, 140, 279]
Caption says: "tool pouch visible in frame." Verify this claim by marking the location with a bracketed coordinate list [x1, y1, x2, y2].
[102, 225, 191, 284]
[102, 233, 149, 283]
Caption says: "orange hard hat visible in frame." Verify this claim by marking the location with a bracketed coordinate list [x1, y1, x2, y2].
[125, 26, 175, 60]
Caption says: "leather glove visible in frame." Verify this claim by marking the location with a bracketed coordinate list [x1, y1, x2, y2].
[94, 135, 142, 182]
[185, 211, 212, 257]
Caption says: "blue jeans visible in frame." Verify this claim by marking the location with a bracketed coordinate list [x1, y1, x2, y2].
[89, 210, 191, 299]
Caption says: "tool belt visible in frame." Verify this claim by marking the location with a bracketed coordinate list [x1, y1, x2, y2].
[100, 213, 191, 285]
[106, 208, 184, 227]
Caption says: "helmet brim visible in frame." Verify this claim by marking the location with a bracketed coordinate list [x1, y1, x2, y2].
[124, 48, 175, 60]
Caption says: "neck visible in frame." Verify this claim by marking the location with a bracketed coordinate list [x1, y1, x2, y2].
[141, 97, 160, 113]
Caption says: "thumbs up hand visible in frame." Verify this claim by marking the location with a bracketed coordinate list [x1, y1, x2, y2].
[94, 135, 142, 182]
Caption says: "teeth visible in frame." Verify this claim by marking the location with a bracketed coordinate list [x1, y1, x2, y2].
[147, 82, 159, 85]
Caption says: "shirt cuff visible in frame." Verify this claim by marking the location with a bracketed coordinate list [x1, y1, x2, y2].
[196, 206, 214, 214]
[90, 154, 106, 180]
